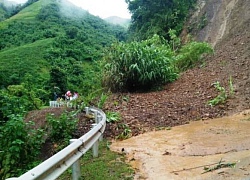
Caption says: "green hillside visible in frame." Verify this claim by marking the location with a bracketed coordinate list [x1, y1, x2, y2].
[0, 0, 127, 94]
[0, 38, 53, 87]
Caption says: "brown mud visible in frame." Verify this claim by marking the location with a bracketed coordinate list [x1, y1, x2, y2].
[110, 110, 250, 180]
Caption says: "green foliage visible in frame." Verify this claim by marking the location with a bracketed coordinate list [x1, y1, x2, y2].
[116, 123, 132, 140]
[0, 39, 52, 88]
[58, 140, 134, 180]
[168, 29, 181, 52]
[79, 62, 103, 97]
[198, 13, 208, 30]
[126, 0, 197, 41]
[0, 0, 127, 98]
[208, 81, 227, 106]
[188, 12, 208, 33]
[0, 81, 44, 123]
[175, 42, 213, 71]
[106, 111, 121, 123]
[0, 115, 45, 179]
[46, 111, 78, 142]
[202, 159, 236, 174]
[102, 34, 178, 92]
[208, 77, 235, 107]
[97, 93, 109, 109]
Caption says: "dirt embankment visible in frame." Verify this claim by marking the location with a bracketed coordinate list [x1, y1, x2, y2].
[189, 0, 250, 47]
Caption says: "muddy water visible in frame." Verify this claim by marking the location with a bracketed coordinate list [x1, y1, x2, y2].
[110, 110, 250, 180]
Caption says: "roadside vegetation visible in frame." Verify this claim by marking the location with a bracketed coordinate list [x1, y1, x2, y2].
[58, 140, 134, 180]
[0, 0, 217, 179]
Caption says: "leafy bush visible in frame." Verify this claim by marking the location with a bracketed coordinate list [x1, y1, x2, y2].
[0, 85, 43, 123]
[208, 77, 235, 107]
[208, 81, 227, 106]
[106, 111, 121, 123]
[102, 34, 178, 92]
[46, 111, 78, 142]
[116, 123, 132, 140]
[175, 42, 213, 71]
[0, 115, 45, 179]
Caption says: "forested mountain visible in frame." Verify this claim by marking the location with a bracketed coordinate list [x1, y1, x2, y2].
[0, 0, 17, 21]
[104, 16, 130, 28]
[0, 0, 127, 97]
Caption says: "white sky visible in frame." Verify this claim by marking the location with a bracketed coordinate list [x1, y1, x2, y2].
[11, 0, 131, 19]
[68, 0, 131, 19]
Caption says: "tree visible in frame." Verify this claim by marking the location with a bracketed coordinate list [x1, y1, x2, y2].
[126, 0, 197, 41]
[49, 66, 67, 97]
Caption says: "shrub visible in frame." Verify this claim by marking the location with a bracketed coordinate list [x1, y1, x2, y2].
[208, 77, 235, 107]
[102, 34, 178, 92]
[0, 115, 45, 179]
[106, 111, 121, 123]
[175, 42, 213, 71]
[46, 111, 78, 142]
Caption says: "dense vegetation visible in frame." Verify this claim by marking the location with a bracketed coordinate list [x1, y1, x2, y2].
[126, 0, 197, 41]
[0, 0, 214, 179]
[102, 34, 178, 92]
[0, 0, 127, 99]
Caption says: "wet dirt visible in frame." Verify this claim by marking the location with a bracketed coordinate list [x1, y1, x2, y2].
[110, 109, 250, 180]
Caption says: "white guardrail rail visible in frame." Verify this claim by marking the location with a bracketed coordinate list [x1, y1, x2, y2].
[7, 107, 106, 180]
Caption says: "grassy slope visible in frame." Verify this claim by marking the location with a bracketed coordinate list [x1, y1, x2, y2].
[58, 141, 134, 180]
[0, 0, 51, 83]
[0, 38, 53, 79]
[0, 0, 42, 28]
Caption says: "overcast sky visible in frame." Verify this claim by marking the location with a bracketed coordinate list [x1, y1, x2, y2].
[11, 0, 131, 19]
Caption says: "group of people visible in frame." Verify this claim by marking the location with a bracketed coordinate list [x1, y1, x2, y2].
[65, 90, 78, 101]
[53, 86, 79, 101]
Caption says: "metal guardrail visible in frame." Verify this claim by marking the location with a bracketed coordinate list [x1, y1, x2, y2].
[7, 107, 106, 180]
[49, 101, 77, 108]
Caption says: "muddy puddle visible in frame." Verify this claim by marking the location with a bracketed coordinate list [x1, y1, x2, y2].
[110, 110, 250, 180]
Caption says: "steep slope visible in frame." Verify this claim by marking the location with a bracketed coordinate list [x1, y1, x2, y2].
[0, 0, 127, 90]
[188, 0, 250, 47]
[104, 0, 250, 137]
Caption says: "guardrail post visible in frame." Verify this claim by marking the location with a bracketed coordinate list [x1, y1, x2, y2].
[91, 123, 99, 157]
[93, 110, 98, 123]
[97, 114, 103, 141]
[70, 139, 81, 180]
[85, 107, 89, 115]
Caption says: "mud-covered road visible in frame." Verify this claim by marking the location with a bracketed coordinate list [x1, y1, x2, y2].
[111, 110, 250, 179]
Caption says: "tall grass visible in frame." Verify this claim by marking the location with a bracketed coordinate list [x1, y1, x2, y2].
[102, 34, 178, 92]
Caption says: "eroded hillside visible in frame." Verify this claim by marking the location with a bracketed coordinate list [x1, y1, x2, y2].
[189, 0, 250, 47]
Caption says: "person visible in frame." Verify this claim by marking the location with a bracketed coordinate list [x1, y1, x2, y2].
[53, 91, 58, 101]
[65, 90, 72, 101]
[72, 92, 79, 100]
[53, 86, 60, 101]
